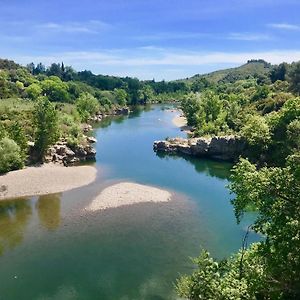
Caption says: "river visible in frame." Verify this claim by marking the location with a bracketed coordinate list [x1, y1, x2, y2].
[0, 104, 259, 300]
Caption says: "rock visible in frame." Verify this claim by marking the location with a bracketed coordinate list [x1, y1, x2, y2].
[87, 136, 97, 143]
[74, 145, 87, 157]
[154, 135, 245, 161]
[65, 148, 75, 157]
[27, 141, 35, 147]
[44, 137, 96, 166]
[114, 107, 130, 115]
[82, 124, 93, 133]
[56, 145, 67, 156]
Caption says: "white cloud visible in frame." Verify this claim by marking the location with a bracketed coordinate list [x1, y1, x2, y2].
[134, 32, 211, 41]
[228, 32, 272, 41]
[268, 23, 300, 31]
[5, 48, 300, 80]
[37, 20, 111, 34]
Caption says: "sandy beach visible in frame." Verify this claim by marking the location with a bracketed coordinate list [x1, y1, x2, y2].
[0, 164, 97, 200]
[172, 115, 187, 127]
[86, 182, 172, 211]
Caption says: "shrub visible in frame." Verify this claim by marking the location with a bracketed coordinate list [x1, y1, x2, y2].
[0, 137, 24, 173]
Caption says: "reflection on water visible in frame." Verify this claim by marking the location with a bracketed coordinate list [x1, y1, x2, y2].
[0, 194, 63, 256]
[156, 152, 232, 180]
[0, 198, 32, 255]
[36, 194, 61, 231]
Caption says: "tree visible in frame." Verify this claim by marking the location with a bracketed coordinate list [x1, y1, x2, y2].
[137, 85, 154, 104]
[46, 63, 62, 78]
[0, 137, 24, 173]
[33, 97, 59, 160]
[270, 63, 287, 83]
[0, 70, 10, 98]
[181, 91, 226, 135]
[176, 245, 267, 300]
[76, 92, 100, 122]
[288, 62, 300, 94]
[251, 85, 270, 102]
[176, 156, 300, 299]
[191, 78, 210, 92]
[41, 76, 70, 102]
[7, 121, 28, 160]
[230, 157, 300, 298]
[240, 115, 271, 148]
[26, 83, 42, 100]
[114, 88, 128, 106]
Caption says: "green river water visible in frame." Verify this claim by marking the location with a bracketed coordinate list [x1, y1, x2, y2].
[0, 105, 259, 300]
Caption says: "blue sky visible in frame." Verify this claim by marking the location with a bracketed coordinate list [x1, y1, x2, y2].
[1, 0, 300, 80]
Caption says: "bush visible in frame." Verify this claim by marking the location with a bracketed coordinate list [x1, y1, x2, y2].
[0, 137, 24, 173]
[76, 92, 100, 122]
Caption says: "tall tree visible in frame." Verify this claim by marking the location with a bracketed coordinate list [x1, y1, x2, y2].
[33, 97, 59, 160]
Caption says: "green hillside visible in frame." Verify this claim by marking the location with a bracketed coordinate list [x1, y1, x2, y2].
[184, 59, 272, 84]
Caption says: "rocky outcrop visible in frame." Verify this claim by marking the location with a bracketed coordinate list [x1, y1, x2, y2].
[153, 136, 246, 161]
[45, 137, 97, 166]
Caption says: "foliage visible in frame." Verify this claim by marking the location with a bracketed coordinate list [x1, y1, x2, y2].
[114, 88, 128, 106]
[33, 97, 59, 160]
[289, 62, 300, 94]
[181, 91, 227, 135]
[75, 92, 100, 122]
[41, 76, 70, 102]
[176, 245, 267, 300]
[230, 157, 300, 298]
[137, 85, 154, 104]
[240, 115, 271, 148]
[26, 83, 42, 100]
[177, 155, 300, 299]
[0, 137, 24, 173]
[7, 121, 28, 159]
[59, 113, 83, 147]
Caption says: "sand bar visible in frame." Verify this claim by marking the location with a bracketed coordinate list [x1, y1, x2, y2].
[87, 182, 172, 211]
[0, 164, 97, 200]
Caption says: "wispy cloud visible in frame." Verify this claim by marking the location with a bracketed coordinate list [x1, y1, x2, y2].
[11, 48, 300, 67]
[134, 32, 212, 41]
[135, 31, 272, 42]
[5, 48, 300, 80]
[228, 32, 272, 41]
[0, 20, 111, 35]
[268, 23, 300, 30]
[36, 20, 111, 34]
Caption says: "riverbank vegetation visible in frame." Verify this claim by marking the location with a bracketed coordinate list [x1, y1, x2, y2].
[175, 60, 300, 299]
[0, 58, 179, 173]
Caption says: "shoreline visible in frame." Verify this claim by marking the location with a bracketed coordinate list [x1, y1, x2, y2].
[86, 182, 172, 211]
[172, 114, 194, 134]
[172, 115, 187, 128]
[0, 164, 97, 200]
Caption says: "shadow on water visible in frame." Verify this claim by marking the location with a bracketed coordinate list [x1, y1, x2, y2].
[156, 151, 233, 181]
[0, 198, 32, 255]
[0, 193, 63, 256]
[36, 193, 61, 231]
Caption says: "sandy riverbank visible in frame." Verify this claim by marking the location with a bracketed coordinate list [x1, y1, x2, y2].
[172, 115, 187, 127]
[86, 182, 172, 211]
[0, 164, 97, 200]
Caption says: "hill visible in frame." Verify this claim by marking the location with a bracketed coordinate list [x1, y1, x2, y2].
[183, 59, 273, 84]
